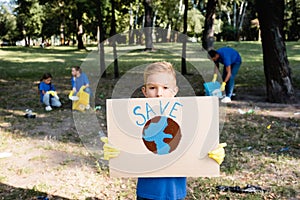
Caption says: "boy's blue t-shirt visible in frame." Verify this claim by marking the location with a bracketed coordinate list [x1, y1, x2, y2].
[216, 47, 242, 67]
[74, 72, 89, 92]
[39, 82, 55, 102]
[137, 177, 187, 200]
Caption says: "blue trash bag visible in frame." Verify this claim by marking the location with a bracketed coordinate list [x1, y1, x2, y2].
[203, 82, 222, 98]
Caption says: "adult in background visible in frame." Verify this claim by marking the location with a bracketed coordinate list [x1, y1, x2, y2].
[208, 47, 242, 103]
[71, 66, 92, 109]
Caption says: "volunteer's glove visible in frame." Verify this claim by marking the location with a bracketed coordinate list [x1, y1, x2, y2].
[47, 90, 59, 99]
[80, 85, 87, 91]
[68, 90, 74, 98]
[101, 137, 120, 160]
[212, 73, 217, 82]
[68, 90, 79, 101]
[220, 82, 226, 91]
[208, 143, 227, 165]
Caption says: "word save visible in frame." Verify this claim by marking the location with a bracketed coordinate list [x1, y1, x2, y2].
[133, 100, 183, 126]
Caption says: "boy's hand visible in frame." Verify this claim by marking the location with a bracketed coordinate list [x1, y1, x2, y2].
[220, 82, 226, 91]
[47, 90, 59, 99]
[101, 137, 120, 160]
[208, 143, 227, 165]
[212, 73, 217, 82]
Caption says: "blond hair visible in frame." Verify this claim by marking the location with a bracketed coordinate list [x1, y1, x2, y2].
[144, 61, 176, 84]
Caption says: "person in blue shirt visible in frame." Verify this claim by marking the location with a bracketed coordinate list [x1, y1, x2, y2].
[136, 62, 185, 200]
[208, 47, 242, 103]
[101, 62, 226, 200]
[72, 66, 91, 95]
[39, 73, 61, 111]
[70, 66, 92, 108]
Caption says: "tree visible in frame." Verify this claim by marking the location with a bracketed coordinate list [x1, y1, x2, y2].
[143, 0, 153, 51]
[285, 0, 300, 41]
[94, 0, 106, 77]
[202, 0, 217, 50]
[181, 0, 188, 75]
[0, 4, 17, 42]
[15, 0, 44, 46]
[187, 7, 205, 37]
[256, 0, 295, 103]
[110, 0, 119, 78]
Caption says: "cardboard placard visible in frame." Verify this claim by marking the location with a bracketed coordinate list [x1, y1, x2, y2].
[106, 96, 220, 177]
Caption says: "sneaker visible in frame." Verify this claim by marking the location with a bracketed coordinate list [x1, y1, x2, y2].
[221, 97, 231, 103]
[69, 96, 79, 101]
[45, 106, 52, 111]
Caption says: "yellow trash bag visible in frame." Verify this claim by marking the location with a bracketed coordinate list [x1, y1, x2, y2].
[72, 86, 90, 111]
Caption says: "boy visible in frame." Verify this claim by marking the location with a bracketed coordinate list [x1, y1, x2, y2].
[137, 61, 185, 200]
[69, 66, 92, 109]
[208, 47, 242, 103]
[72, 66, 91, 96]
[102, 62, 225, 199]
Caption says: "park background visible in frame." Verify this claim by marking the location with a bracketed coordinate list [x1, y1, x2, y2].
[0, 0, 299, 199]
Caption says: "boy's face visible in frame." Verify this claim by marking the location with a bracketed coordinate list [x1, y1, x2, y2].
[71, 68, 77, 76]
[142, 72, 178, 98]
[44, 77, 51, 84]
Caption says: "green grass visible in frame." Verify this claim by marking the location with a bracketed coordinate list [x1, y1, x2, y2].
[0, 42, 299, 199]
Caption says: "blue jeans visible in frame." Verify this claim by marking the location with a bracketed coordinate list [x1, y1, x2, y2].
[43, 93, 62, 107]
[222, 62, 241, 98]
[137, 197, 184, 200]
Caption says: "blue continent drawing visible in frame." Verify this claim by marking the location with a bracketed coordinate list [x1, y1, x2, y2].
[143, 116, 173, 155]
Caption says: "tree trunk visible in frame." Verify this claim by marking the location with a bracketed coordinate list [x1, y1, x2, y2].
[237, 1, 248, 41]
[77, 14, 85, 50]
[96, 0, 106, 77]
[289, 0, 300, 41]
[181, 0, 188, 75]
[201, 0, 217, 50]
[128, 3, 134, 44]
[143, 0, 153, 51]
[110, 0, 119, 78]
[256, 0, 295, 103]
[60, 3, 65, 45]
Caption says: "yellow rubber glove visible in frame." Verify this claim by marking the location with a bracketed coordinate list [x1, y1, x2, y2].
[208, 143, 227, 165]
[68, 90, 74, 98]
[220, 82, 226, 91]
[79, 85, 87, 92]
[101, 137, 120, 160]
[212, 73, 217, 82]
[47, 90, 59, 99]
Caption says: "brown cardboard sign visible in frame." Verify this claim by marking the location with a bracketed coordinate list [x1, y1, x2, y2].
[106, 96, 220, 177]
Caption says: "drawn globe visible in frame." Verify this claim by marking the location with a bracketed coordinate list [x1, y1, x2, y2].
[142, 116, 181, 155]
